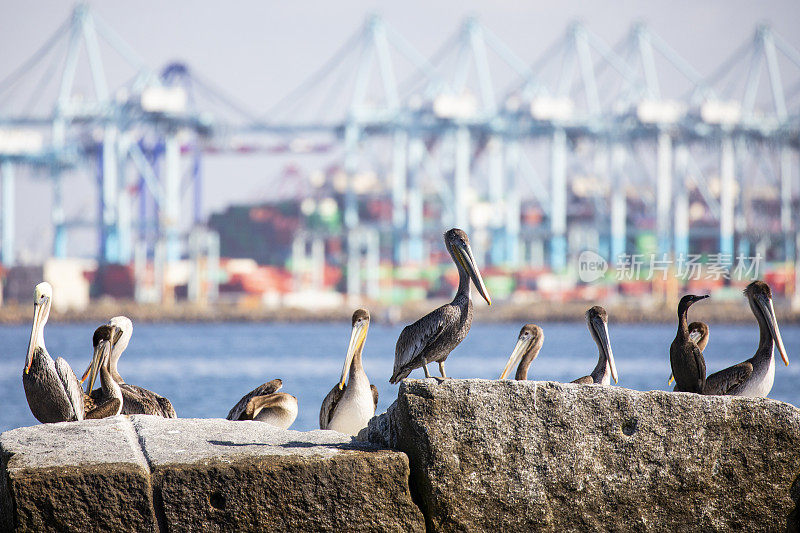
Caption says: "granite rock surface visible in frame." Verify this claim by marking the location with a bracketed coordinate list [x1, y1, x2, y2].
[1, 416, 424, 532]
[363, 379, 800, 533]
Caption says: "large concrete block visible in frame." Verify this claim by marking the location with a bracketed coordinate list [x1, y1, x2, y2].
[130, 416, 424, 532]
[363, 379, 800, 532]
[1, 415, 424, 532]
[0, 417, 155, 532]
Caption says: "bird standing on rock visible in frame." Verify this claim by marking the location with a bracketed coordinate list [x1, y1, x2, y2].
[704, 281, 789, 397]
[83, 329, 123, 419]
[227, 378, 298, 429]
[669, 294, 709, 393]
[668, 321, 709, 387]
[390, 228, 491, 383]
[571, 306, 618, 386]
[320, 309, 378, 436]
[22, 282, 85, 423]
[499, 324, 544, 381]
[81, 316, 176, 418]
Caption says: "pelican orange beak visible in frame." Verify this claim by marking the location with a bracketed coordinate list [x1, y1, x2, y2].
[591, 315, 618, 384]
[499, 336, 532, 380]
[80, 363, 91, 384]
[454, 242, 491, 306]
[25, 297, 49, 374]
[667, 374, 674, 386]
[339, 319, 368, 390]
[757, 294, 789, 366]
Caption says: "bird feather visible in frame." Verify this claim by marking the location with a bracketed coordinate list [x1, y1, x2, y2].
[55, 357, 84, 421]
[227, 379, 282, 421]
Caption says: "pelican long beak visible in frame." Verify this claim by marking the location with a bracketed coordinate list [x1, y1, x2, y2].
[758, 294, 789, 366]
[339, 320, 368, 390]
[86, 339, 110, 394]
[668, 373, 674, 385]
[499, 337, 531, 380]
[592, 316, 618, 384]
[455, 242, 491, 305]
[25, 299, 47, 374]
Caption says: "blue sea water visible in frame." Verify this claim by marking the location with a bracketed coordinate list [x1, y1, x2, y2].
[1, 321, 798, 433]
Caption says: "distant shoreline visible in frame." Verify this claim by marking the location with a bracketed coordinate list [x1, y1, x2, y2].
[1, 298, 797, 325]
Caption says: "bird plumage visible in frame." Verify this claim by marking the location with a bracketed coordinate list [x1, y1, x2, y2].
[669, 295, 709, 393]
[571, 306, 618, 386]
[22, 282, 85, 424]
[703, 281, 789, 397]
[390, 229, 490, 383]
[227, 378, 283, 421]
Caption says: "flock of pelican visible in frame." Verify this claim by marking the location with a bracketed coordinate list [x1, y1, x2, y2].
[20, 228, 791, 438]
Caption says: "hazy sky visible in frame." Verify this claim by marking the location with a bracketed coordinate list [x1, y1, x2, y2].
[1, 1, 799, 260]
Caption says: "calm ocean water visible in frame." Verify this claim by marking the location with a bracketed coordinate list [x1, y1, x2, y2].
[1, 321, 798, 433]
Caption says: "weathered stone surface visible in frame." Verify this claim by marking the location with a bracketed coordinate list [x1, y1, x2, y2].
[0, 416, 155, 532]
[131, 416, 424, 532]
[1, 416, 423, 532]
[363, 379, 800, 532]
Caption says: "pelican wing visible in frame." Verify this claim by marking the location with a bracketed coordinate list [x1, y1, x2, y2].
[120, 384, 177, 418]
[85, 397, 122, 419]
[55, 357, 84, 421]
[704, 362, 753, 395]
[391, 307, 453, 382]
[227, 379, 282, 421]
[85, 388, 99, 412]
[571, 375, 594, 385]
[370, 384, 379, 409]
[155, 396, 177, 418]
[241, 394, 281, 421]
[319, 382, 345, 429]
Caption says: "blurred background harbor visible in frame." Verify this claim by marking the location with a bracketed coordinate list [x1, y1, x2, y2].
[0, 2, 799, 320]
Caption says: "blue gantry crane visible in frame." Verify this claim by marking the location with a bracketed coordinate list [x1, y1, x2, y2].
[0, 3, 798, 303]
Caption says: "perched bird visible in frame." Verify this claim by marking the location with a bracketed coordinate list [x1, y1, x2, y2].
[704, 281, 789, 397]
[669, 294, 709, 393]
[499, 324, 544, 380]
[83, 331, 123, 419]
[572, 306, 618, 386]
[320, 309, 379, 436]
[22, 282, 85, 423]
[668, 321, 709, 386]
[227, 378, 298, 429]
[688, 321, 710, 352]
[81, 316, 176, 418]
[391, 228, 491, 383]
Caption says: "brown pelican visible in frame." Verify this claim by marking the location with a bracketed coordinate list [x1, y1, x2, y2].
[390, 228, 491, 383]
[669, 294, 709, 393]
[320, 309, 379, 436]
[83, 330, 123, 419]
[499, 324, 544, 380]
[82, 316, 176, 418]
[22, 282, 85, 423]
[227, 378, 298, 429]
[688, 321, 710, 352]
[704, 281, 789, 397]
[668, 321, 709, 386]
[571, 306, 618, 385]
